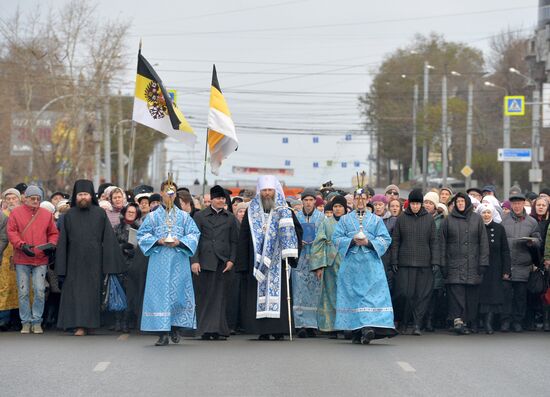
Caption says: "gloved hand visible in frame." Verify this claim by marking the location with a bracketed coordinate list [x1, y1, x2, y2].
[21, 244, 35, 257]
[391, 264, 398, 274]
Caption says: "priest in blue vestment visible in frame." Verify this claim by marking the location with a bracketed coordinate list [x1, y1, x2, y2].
[138, 180, 200, 346]
[332, 187, 397, 344]
[292, 189, 324, 336]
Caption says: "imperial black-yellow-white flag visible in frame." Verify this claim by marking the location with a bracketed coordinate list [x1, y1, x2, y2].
[207, 65, 238, 175]
[132, 50, 195, 146]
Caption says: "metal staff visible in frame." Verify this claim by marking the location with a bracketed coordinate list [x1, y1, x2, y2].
[285, 257, 293, 341]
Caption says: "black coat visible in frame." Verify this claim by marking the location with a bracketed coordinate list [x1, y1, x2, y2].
[56, 205, 124, 329]
[440, 206, 489, 285]
[235, 209, 302, 335]
[479, 222, 511, 305]
[391, 207, 439, 268]
[191, 206, 239, 271]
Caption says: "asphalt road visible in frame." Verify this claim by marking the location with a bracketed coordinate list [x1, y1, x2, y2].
[2, 330, 549, 397]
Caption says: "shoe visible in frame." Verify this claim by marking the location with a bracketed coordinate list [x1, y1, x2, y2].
[425, 318, 434, 332]
[306, 328, 316, 338]
[74, 328, 87, 336]
[258, 334, 271, 341]
[360, 327, 375, 344]
[297, 328, 307, 338]
[114, 319, 122, 332]
[512, 322, 523, 333]
[462, 327, 471, 335]
[121, 323, 129, 334]
[453, 318, 465, 335]
[32, 324, 43, 334]
[201, 334, 212, 340]
[500, 319, 510, 333]
[412, 325, 422, 336]
[485, 313, 494, 335]
[20, 324, 31, 334]
[272, 333, 285, 341]
[155, 334, 169, 346]
[469, 324, 478, 334]
[351, 330, 362, 344]
[543, 307, 550, 332]
[170, 330, 180, 344]
[328, 332, 338, 339]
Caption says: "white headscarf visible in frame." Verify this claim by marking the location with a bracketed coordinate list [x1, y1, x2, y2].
[256, 175, 285, 200]
[477, 202, 501, 224]
[481, 195, 503, 215]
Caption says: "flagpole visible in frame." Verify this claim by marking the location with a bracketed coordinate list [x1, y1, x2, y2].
[202, 129, 208, 196]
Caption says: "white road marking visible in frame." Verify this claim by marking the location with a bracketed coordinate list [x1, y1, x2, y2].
[93, 362, 111, 372]
[397, 361, 416, 373]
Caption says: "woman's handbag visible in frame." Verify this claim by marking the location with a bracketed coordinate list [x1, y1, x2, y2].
[101, 274, 128, 312]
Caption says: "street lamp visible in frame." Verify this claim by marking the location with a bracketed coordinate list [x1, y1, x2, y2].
[401, 74, 419, 180]
[422, 62, 435, 190]
[484, 81, 511, 199]
[450, 70, 475, 189]
[509, 66, 541, 193]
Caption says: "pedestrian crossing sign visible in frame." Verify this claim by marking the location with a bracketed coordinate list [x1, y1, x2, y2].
[504, 96, 525, 116]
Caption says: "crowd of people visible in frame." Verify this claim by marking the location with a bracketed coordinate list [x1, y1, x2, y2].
[1, 177, 549, 346]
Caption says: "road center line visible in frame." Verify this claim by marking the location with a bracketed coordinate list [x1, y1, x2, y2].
[397, 361, 416, 373]
[93, 361, 111, 372]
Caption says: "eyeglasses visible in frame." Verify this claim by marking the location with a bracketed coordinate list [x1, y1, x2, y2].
[28, 196, 41, 201]
[386, 191, 399, 196]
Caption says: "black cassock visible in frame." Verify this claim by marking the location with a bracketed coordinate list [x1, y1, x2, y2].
[56, 205, 124, 329]
[235, 210, 302, 336]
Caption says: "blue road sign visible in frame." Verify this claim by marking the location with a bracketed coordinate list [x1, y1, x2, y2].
[504, 96, 525, 116]
[497, 148, 532, 162]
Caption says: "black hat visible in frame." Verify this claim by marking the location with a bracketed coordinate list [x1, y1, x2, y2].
[540, 188, 550, 196]
[14, 183, 28, 194]
[136, 195, 150, 204]
[71, 180, 98, 207]
[323, 201, 333, 212]
[526, 191, 538, 201]
[210, 185, 226, 200]
[482, 185, 496, 194]
[149, 193, 161, 203]
[97, 182, 113, 198]
[509, 192, 526, 201]
[366, 185, 375, 197]
[466, 187, 482, 196]
[301, 189, 316, 200]
[331, 195, 348, 210]
[408, 189, 424, 204]
[50, 191, 69, 201]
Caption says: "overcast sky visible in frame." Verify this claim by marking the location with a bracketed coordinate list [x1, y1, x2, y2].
[6, 0, 540, 187]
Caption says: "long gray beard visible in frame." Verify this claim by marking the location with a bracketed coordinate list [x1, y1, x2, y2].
[261, 196, 275, 212]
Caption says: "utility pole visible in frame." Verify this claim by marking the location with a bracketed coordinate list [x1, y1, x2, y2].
[503, 113, 511, 199]
[412, 83, 419, 179]
[441, 71, 448, 186]
[103, 83, 112, 183]
[117, 91, 125, 188]
[94, 104, 102, 188]
[465, 81, 474, 189]
[422, 61, 433, 191]
[531, 85, 542, 194]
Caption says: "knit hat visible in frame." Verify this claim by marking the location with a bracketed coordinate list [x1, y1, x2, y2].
[331, 195, 348, 210]
[371, 194, 388, 204]
[408, 189, 424, 204]
[301, 189, 317, 200]
[236, 202, 249, 212]
[25, 185, 43, 200]
[2, 188, 21, 200]
[149, 193, 161, 203]
[423, 191, 440, 206]
[385, 184, 400, 195]
[315, 197, 325, 207]
[440, 186, 453, 195]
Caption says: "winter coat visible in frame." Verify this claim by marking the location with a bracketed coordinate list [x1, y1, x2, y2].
[391, 207, 438, 267]
[440, 205, 489, 285]
[501, 210, 541, 282]
[7, 205, 59, 266]
[479, 222, 511, 305]
[432, 212, 445, 290]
